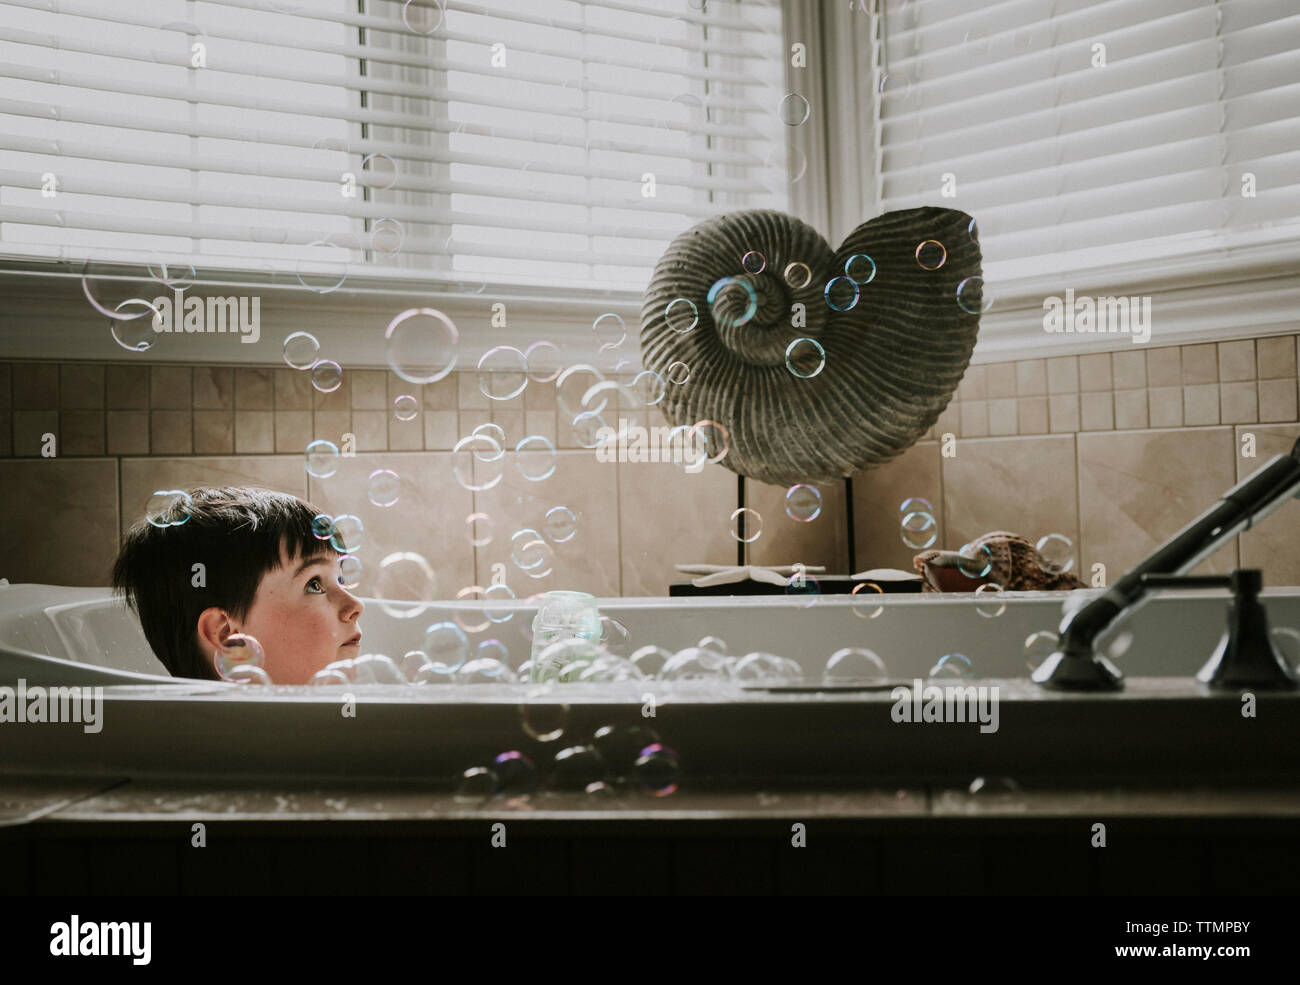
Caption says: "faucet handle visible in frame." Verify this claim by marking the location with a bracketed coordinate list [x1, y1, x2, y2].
[1142, 569, 1298, 690]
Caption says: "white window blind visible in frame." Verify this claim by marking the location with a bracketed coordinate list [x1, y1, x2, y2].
[876, 0, 1300, 290]
[0, 0, 790, 296]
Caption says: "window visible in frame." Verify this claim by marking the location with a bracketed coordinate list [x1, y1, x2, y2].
[0, 0, 790, 299]
[875, 0, 1300, 294]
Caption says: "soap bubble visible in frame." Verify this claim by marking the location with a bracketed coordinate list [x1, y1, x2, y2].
[729, 507, 762, 543]
[311, 360, 343, 393]
[697, 635, 728, 656]
[453, 586, 493, 634]
[634, 743, 680, 796]
[309, 667, 350, 687]
[311, 513, 334, 540]
[1036, 533, 1075, 575]
[900, 497, 934, 514]
[900, 510, 937, 549]
[457, 657, 511, 683]
[1023, 630, 1059, 672]
[283, 331, 320, 370]
[524, 340, 562, 383]
[929, 652, 973, 679]
[305, 439, 340, 478]
[783, 261, 812, 289]
[533, 639, 602, 683]
[957, 542, 993, 579]
[367, 468, 401, 508]
[571, 409, 608, 448]
[477, 345, 528, 401]
[510, 528, 548, 570]
[824, 276, 859, 311]
[374, 551, 436, 618]
[664, 297, 699, 334]
[741, 250, 766, 274]
[295, 236, 350, 294]
[542, 745, 608, 794]
[516, 435, 557, 482]
[956, 276, 991, 314]
[338, 554, 362, 590]
[974, 582, 1006, 618]
[691, 415, 733, 462]
[466, 511, 494, 547]
[476, 638, 509, 664]
[359, 152, 397, 191]
[707, 276, 758, 327]
[544, 505, 577, 542]
[401, 649, 433, 679]
[785, 337, 826, 378]
[629, 645, 673, 678]
[422, 621, 469, 672]
[785, 484, 822, 521]
[385, 307, 458, 384]
[414, 662, 456, 684]
[632, 370, 666, 405]
[844, 253, 876, 284]
[519, 692, 569, 742]
[661, 647, 727, 682]
[393, 394, 419, 421]
[371, 217, 404, 254]
[579, 655, 646, 683]
[226, 664, 272, 685]
[915, 239, 947, 269]
[824, 647, 889, 684]
[470, 422, 507, 456]
[108, 299, 162, 353]
[452, 434, 504, 491]
[1271, 627, 1300, 672]
[733, 651, 801, 683]
[352, 653, 406, 684]
[968, 776, 1021, 796]
[777, 92, 810, 127]
[599, 616, 632, 657]
[455, 766, 498, 801]
[328, 514, 363, 552]
[592, 724, 661, 781]
[493, 750, 537, 797]
[484, 583, 516, 624]
[592, 312, 627, 347]
[850, 581, 885, 619]
[145, 489, 192, 527]
[214, 633, 265, 679]
[556, 364, 609, 419]
[666, 360, 691, 385]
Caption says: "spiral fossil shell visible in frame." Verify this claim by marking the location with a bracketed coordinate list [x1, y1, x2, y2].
[640, 207, 983, 486]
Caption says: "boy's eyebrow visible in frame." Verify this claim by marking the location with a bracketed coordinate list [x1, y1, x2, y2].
[291, 555, 336, 578]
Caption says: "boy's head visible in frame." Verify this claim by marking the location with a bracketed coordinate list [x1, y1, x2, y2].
[112, 486, 364, 684]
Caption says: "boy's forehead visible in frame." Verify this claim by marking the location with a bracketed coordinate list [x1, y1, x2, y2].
[279, 538, 338, 569]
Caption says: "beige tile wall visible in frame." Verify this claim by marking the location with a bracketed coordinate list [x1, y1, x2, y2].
[3, 337, 1300, 590]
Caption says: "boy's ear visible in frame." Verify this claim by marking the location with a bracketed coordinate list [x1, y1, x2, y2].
[196, 607, 236, 673]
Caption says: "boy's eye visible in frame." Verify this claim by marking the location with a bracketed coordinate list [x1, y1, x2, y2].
[306, 576, 325, 593]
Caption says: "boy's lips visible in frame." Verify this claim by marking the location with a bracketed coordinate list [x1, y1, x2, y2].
[343, 633, 361, 647]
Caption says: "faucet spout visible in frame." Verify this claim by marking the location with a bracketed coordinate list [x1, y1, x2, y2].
[1033, 449, 1300, 690]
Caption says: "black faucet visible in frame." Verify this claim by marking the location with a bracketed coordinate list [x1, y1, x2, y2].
[1032, 435, 1300, 691]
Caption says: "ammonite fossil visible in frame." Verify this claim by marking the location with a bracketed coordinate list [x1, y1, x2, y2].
[640, 207, 983, 486]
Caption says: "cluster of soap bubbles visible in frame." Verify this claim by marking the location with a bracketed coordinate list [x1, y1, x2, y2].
[899, 496, 937, 549]
[283, 331, 343, 394]
[450, 422, 558, 492]
[84, 258, 194, 353]
[457, 723, 680, 801]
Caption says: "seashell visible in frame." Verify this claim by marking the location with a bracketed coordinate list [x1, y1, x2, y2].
[640, 207, 983, 485]
[913, 531, 1087, 593]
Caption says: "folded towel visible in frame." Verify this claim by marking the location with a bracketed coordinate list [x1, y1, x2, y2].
[675, 563, 826, 588]
[850, 567, 922, 581]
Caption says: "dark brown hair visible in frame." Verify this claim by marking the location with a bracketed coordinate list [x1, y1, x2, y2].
[112, 486, 336, 679]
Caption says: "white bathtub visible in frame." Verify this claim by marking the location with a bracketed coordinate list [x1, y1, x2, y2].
[3, 579, 1298, 687]
[3, 580, 1299, 786]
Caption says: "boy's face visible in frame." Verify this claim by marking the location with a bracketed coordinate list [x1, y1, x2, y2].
[236, 544, 365, 685]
